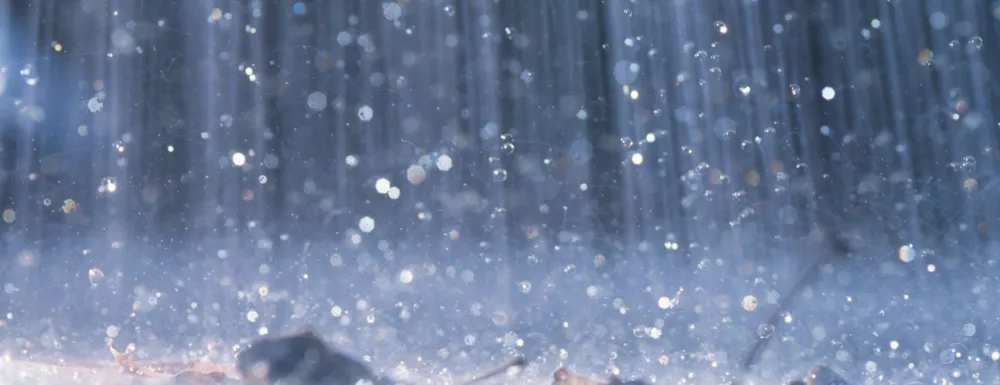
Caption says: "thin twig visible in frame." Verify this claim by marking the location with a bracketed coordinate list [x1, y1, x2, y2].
[457, 357, 526, 385]
[740, 229, 850, 371]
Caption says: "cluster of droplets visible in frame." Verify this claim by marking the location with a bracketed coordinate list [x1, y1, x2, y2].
[488, 133, 516, 183]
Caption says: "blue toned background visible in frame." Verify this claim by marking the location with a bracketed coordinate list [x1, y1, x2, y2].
[1, 1, 999, 383]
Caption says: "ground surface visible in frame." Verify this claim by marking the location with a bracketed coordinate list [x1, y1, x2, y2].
[0, 359, 136, 385]
[0, 358, 552, 385]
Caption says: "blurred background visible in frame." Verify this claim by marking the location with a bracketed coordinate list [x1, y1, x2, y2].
[2, 0, 1000, 383]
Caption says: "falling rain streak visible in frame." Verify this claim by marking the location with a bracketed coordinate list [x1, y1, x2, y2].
[0, 0, 1000, 383]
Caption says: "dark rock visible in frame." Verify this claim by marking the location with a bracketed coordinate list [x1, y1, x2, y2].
[236, 330, 394, 385]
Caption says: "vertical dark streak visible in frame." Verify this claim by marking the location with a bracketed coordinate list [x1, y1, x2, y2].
[262, 0, 284, 266]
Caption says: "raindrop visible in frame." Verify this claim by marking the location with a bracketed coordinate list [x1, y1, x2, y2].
[940, 348, 957, 364]
[963, 323, 977, 337]
[307, 92, 327, 111]
[88, 94, 104, 112]
[569, 139, 593, 162]
[929, 12, 948, 30]
[961, 155, 976, 170]
[375, 178, 391, 194]
[811, 326, 827, 341]
[20, 64, 38, 86]
[612, 60, 640, 85]
[358, 105, 374, 121]
[406, 165, 426, 185]
[435, 154, 453, 171]
[358, 216, 375, 233]
[382, 2, 402, 20]
[520, 70, 533, 83]
[968, 36, 984, 50]
[714, 117, 737, 140]
[757, 324, 775, 339]
[898, 244, 916, 262]
[492, 169, 508, 182]
[714, 21, 728, 34]
[231, 152, 246, 166]
[460, 270, 474, 283]
[492, 311, 508, 326]
[822, 86, 836, 100]
[88, 267, 105, 285]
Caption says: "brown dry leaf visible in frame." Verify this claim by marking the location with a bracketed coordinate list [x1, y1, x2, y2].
[109, 341, 142, 375]
[108, 340, 239, 384]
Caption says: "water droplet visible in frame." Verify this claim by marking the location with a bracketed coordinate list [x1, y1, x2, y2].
[969, 36, 984, 50]
[358, 105, 373, 121]
[399, 269, 413, 283]
[20, 64, 38, 86]
[714, 117, 737, 140]
[789, 84, 801, 96]
[612, 60, 640, 85]
[822, 86, 836, 100]
[714, 21, 728, 34]
[492, 169, 508, 182]
[898, 244, 916, 262]
[963, 323, 976, 337]
[940, 348, 956, 364]
[307, 92, 327, 111]
[88, 268, 105, 285]
[961, 155, 976, 170]
[757, 324, 775, 339]
[358, 216, 375, 233]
